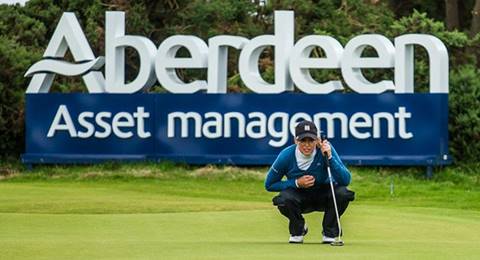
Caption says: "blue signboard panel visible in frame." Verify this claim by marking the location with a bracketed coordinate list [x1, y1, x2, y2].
[26, 94, 155, 156]
[22, 93, 450, 166]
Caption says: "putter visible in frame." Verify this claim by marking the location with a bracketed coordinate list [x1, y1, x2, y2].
[321, 134, 344, 246]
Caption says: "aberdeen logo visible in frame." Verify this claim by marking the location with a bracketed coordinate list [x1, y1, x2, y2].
[25, 10, 449, 94]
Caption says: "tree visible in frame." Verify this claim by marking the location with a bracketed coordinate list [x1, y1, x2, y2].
[445, 0, 459, 30]
[471, 0, 480, 36]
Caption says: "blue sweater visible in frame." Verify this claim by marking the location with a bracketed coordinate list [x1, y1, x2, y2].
[264, 144, 351, 192]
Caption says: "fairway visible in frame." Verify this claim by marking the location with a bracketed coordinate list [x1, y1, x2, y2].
[1, 166, 480, 260]
[1, 205, 480, 259]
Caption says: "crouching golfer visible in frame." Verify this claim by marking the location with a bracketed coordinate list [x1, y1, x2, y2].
[265, 120, 355, 244]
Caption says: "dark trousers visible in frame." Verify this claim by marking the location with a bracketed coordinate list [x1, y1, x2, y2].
[272, 185, 355, 237]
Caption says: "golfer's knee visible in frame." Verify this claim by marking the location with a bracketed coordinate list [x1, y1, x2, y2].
[277, 199, 302, 219]
[273, 190, 301, 209]
[275, 196, 299, 208]
[334, 186, 355, 202]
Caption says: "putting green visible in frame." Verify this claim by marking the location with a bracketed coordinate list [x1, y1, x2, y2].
[1, 205, 480, 259]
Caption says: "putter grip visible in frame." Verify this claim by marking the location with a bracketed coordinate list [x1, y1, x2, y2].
[320, 134, 330, 167]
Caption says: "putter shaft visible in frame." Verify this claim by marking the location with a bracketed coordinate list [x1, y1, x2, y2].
[321, 135, 344, 246]
[326, 161, 343, 244]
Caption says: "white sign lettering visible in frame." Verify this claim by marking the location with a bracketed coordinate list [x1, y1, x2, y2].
[167, 107, 413, 148]
[47, 105, 151, 139]
[26, 11, 449, 94]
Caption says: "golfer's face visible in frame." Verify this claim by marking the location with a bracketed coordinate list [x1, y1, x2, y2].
[297, 137, 317, 156]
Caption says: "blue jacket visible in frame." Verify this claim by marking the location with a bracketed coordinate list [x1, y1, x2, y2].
[264, 144, 351, 192]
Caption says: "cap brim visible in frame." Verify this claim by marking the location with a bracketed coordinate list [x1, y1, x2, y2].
[296, 133, 318, 140]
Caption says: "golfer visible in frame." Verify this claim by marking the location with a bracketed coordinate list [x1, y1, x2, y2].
[265, 120, 355, 244]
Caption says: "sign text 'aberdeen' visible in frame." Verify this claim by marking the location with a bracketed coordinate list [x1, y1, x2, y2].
[25, 11, 448, 94]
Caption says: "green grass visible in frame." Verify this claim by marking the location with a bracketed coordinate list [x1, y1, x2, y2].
[0, 162, 480, 259]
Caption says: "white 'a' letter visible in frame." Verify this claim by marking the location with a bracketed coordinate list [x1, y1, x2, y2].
[25, 12, 105, 93]
[47, 105, 77, 137]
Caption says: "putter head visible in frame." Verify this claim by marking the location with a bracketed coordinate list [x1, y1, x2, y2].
[330, 239, 344, 246]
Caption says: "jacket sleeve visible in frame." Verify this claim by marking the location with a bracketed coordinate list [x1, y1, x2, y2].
[264, 152, 296, 192]
[329, 145, 351, 186]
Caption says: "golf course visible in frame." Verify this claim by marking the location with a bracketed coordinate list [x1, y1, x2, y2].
[1, 162, 479, 259]
[2, 0, 480, 259]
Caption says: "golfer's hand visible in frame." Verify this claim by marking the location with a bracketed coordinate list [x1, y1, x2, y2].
[318, 140, 332, 159]
[297, 175, 315, 188]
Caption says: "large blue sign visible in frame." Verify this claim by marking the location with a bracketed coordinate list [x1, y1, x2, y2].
[22, 93, 450, 166]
